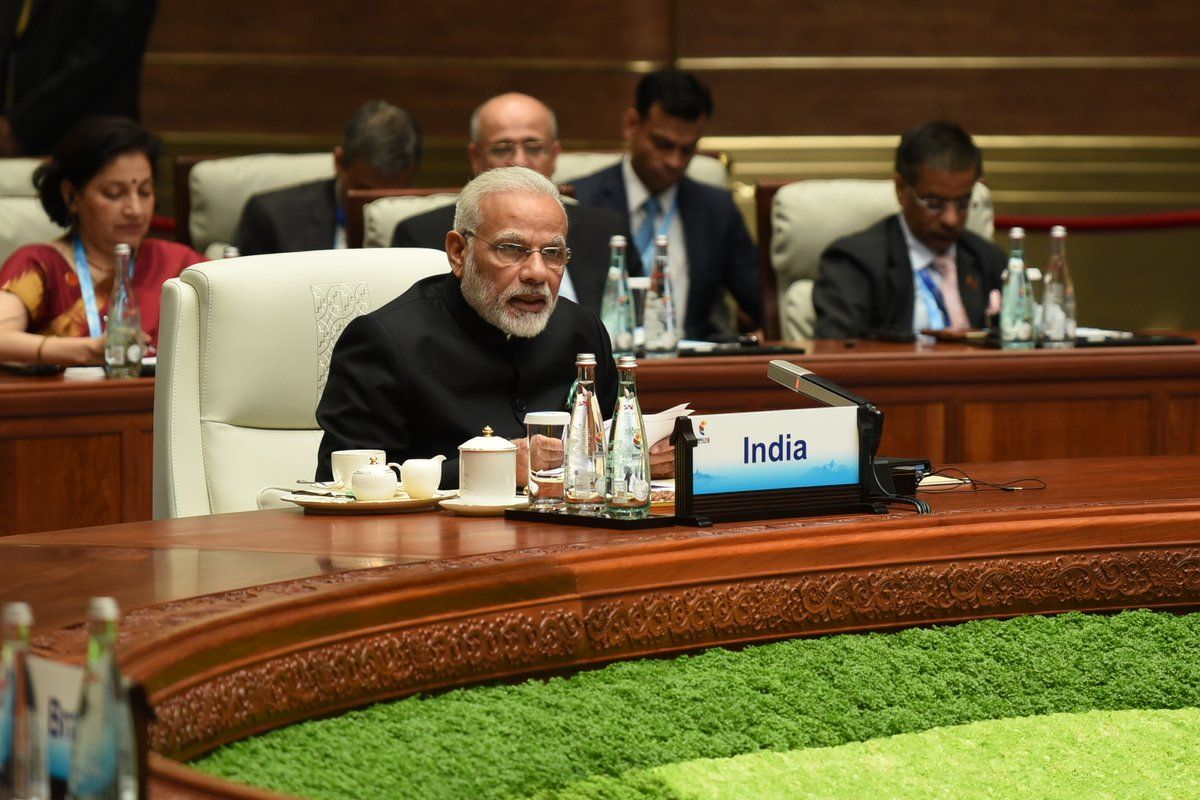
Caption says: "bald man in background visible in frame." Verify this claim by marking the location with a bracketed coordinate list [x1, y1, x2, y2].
[391, 92, 634, 312]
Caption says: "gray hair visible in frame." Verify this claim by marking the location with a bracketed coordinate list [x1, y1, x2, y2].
[453, 167, 565, 234]
[341, 99, 422, 177]
[468, 94, 559, 143]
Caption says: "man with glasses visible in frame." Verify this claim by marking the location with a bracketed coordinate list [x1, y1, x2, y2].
[813, 121, 1005, 340]
[391, 93, 632, 313]
[316, 167, 617, 489]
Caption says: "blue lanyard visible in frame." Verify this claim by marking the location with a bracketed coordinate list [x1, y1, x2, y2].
[638, 193, 680, 269]
[73, 238, 135, 337]
[915, 266, 949, 330]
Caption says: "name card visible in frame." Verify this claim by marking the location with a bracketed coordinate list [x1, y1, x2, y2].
[690, 406, 859, 495]
[28, 655, 83, 794]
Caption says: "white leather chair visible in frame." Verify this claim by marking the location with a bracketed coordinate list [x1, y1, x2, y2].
[553, 151, 730, 191]
[0, 197, 67, 262]
[182, 152, 334, 259]
[152, 247, 450, 518]
[767, 179, 994, 340]
[362, 192, 458, 248]
[0, 158, 42, 196]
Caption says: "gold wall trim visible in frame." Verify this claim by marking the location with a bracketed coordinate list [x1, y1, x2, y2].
[146, 52, 666, 73]
[701, 135, 1200, 151]
[679, 55, 1200, 71]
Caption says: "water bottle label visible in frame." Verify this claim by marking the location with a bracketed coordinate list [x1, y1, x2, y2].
[126, 343, 143, 363]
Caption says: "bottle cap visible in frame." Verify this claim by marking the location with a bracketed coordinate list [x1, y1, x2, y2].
[114, 243, 132, 256]
[3, 602, 32, 627]
[616, 355, 638, 369]
[222, 246, 241, 259]
[88, 596, 120, 622]
[525, 411, 570, 426]
[574, 353, 597, 365]
[608, 235, 626, 247]
[1050, 225, 1067, 238]
[653, 235, 669, 247]
[1009, 227, 1025, 239]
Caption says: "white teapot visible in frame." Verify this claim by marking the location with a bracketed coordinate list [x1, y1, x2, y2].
[351, 457, 402, 501]
[458, 426, 517, 504]
[400, 454, 446, 499]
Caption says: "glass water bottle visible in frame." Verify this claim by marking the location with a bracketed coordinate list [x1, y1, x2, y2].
[68, 598, 137, 800]
[1, 602, 47, 800]
[564, 354, 606, 515]
[999, 227, 1035, 350]
[103, 244, 143, 379]
[606, 356, 651, 519]
[598, 235, 635, 356]
[643, 235, 678, 357]
[1037, 226, 1076, 349]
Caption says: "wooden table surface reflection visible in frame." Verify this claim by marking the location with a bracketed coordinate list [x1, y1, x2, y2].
[5, 455, 1200, 651]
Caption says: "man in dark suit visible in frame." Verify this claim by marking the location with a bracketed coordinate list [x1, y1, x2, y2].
[0, 0, 158, 155]
[571, 70, 761, 341]
[391, 92, 631, 314]
[317, 167, 619, 490]
[813, 121, 1005, 340]
[234, 100, 420, 255]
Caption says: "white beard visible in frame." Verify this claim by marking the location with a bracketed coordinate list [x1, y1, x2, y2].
[460, 252, 556, 338]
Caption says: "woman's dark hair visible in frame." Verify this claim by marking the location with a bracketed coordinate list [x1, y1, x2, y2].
[33, 116, 162, 227]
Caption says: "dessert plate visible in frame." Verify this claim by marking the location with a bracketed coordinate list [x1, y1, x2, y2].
[282, 491, 453, 515]
[438, 496, 529, 517]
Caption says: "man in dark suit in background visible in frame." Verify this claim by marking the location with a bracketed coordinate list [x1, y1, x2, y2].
[391, 92, 631, 313]
[0, 0, 158, 155]
[813, 121, 1005, 340]
[571, 70, 761, 341]
[234, 99, 420, 255]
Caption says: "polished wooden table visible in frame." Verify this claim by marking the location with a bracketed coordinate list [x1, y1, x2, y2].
[4, 456, 1200, 798]
[3, 336, 1199, 534]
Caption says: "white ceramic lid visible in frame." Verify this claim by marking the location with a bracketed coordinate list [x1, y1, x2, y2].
[459, 426, 517, 452]
[525, 411, 569, 426]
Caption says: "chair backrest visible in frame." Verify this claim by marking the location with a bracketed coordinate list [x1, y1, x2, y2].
[152, 247, 450, 518]
[0, 158, 42, 196]
[0, 197, 68, 262]
[175, 153, 334, 257]
[553, 150, 731, 190]
[756, 178, 995, 339]
[345, 187, 460, 248]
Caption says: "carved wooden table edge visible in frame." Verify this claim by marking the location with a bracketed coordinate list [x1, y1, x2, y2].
[114, 503, 1200, 798]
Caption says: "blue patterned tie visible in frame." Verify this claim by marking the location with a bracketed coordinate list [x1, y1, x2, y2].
[634, 195, 661, 257]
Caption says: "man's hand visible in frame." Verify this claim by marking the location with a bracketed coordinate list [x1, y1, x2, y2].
[649, 437, 674, 479]
[528, 433, 563, 472]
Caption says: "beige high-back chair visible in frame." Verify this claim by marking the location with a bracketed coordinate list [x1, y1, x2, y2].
[757, 179, 994, 340]
[152, 247, 450, 518]
[175, 153, 334, 259]
[0, 158, 42, 196]
[343, 188, 460, 249]
[553, 151, 730, 190]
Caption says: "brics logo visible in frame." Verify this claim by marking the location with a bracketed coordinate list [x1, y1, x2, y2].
[696, 419, 711, 444]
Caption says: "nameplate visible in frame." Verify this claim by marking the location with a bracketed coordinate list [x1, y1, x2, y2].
[690, 406, 859, 495]
[28, 655, 83, 788]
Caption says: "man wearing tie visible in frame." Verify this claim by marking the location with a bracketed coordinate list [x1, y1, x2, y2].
[813, 121, 1005, 340]
[571, 70, 761, 341]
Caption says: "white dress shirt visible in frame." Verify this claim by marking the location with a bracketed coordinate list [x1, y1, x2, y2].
[623, 157, 687, 332]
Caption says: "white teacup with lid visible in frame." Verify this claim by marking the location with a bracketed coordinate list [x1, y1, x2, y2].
[458, 426, 517, 504]
[351, 456, 402, 501]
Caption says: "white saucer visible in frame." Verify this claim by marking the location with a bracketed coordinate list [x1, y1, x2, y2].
[438, 496, 528, 517]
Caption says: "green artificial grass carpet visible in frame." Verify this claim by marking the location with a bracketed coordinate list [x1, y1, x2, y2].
[636, 708, 1200, 799]
[193, 610, 1200, 800]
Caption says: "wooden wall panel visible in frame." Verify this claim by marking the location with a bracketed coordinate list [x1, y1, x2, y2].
[143, 64, 637, 141]
[692, 69, 1200, 136]
[1, 434, 124, 535]
[149, 1, 671, 61]
[961, 398, 1153, 462]
[677, 1, 1200, 57]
